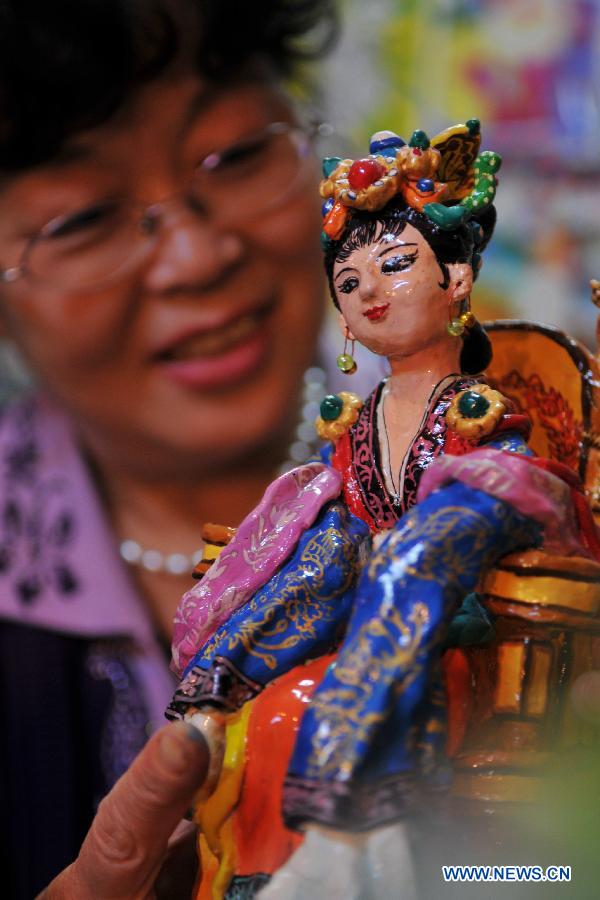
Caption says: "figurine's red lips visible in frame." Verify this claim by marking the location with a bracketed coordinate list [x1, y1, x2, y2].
[364, 303, 390, 321]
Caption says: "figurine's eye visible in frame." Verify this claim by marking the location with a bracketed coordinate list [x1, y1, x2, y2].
[381, 253, 417, 274]
[338, 276, 359, 295]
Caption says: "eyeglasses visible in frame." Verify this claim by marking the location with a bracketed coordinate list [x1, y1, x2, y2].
[0, 121, 321, 292]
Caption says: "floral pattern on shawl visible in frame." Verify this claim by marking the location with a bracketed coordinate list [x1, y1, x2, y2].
[171, 463, 343, 678]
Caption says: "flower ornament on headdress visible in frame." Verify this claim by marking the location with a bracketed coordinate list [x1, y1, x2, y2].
[319, 119, 501, 247]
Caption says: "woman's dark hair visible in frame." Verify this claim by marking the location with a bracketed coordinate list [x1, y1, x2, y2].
[324, 197, 496, 374]
[0, 0, 337, 171]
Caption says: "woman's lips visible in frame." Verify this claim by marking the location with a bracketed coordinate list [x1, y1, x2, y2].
[153, 304, 272, 390]
[364, 303, 390, 321]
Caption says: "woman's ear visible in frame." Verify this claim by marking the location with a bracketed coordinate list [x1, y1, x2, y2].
[447, 263, 473, 302]
[336, 312, 356, 342]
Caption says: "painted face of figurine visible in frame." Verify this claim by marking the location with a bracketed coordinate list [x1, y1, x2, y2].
[333, 222, 472, 362]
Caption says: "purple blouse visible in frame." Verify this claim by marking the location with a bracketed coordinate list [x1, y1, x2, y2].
[0, 393, 175, 741]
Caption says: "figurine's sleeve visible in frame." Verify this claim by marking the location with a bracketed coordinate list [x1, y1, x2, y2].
[167, 499, 370, 717]
[170, 461, 345, 679]
[437, 431, 535, 652]
[282, 480, 541, 831]
[282, 434, 593, 831]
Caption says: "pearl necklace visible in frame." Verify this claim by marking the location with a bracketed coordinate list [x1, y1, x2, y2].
[119, 540, 204, 575]
[118, 366, 326, 575]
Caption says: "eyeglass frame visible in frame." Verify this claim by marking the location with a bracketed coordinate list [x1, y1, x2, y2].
[0, 119, 332, 291]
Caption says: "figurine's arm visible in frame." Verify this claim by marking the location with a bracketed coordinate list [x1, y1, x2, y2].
[168, 499, 370, 718]
[282, 438, 586, 830]
[260, 476, 542, 900]
[282, 479, 541, 831]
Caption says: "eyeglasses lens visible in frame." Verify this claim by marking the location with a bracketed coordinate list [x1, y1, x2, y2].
[26, 203, 153, 290]
[194, 127, 310, 223]
[25, 126, 311, 290]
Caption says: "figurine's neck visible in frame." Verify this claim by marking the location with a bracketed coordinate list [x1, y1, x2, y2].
[385, 336, 462, 405]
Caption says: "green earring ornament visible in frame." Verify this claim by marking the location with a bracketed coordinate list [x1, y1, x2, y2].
[447, 306, 476, 337]
[337, 330, 357, 375]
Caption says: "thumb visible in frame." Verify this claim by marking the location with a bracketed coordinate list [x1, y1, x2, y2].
[41, 722, 209, 899]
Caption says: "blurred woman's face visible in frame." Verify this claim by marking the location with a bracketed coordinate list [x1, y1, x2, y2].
[0, 73, 324, 475]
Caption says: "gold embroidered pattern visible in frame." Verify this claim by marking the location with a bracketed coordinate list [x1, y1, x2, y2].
[200, 502, 365, 670]
[303, 500, 529, 781]
[304, 603, 432, 779]
[367, 504, 495, 586]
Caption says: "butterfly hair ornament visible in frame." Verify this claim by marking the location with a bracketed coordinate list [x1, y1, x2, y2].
[319, 118, 501, 246]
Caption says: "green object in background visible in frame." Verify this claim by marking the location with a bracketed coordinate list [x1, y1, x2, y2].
[443, 592, 495, 649]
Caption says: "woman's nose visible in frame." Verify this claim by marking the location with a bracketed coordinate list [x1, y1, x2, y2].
[142, 204, 245, 293]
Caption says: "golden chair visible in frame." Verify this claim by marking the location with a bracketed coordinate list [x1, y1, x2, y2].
[446, 312, 600, 808]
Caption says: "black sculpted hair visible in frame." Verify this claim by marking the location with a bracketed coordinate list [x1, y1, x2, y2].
[324, 197, 496, 374]
[0, 0, 338, 170]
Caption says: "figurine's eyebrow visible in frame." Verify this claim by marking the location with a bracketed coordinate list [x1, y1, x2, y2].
[377, 243, 418, 260]
[335, 266, 358, 280]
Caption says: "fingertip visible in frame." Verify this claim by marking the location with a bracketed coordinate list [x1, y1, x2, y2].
[181, 719, 210, 748]
[72, 722, 210, 897]
[156, 721, 209, 780]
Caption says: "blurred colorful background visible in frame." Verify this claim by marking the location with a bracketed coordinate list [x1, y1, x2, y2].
[319, 0, 600, 344]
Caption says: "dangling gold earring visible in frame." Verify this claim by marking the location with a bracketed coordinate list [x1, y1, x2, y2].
[447, 297, 476, 337]
[447, 296, 465, 336]
[337, 327, 357, 374]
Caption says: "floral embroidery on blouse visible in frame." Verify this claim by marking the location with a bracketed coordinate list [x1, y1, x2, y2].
[0, 399, 79, 604]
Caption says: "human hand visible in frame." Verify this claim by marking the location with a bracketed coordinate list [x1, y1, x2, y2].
[38, 722, 209, 900]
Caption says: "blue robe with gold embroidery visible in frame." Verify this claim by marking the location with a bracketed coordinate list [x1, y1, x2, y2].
[168, 377, 540, 830]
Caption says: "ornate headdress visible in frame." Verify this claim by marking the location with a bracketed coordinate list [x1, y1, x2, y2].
[320, 118, 501, 247]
